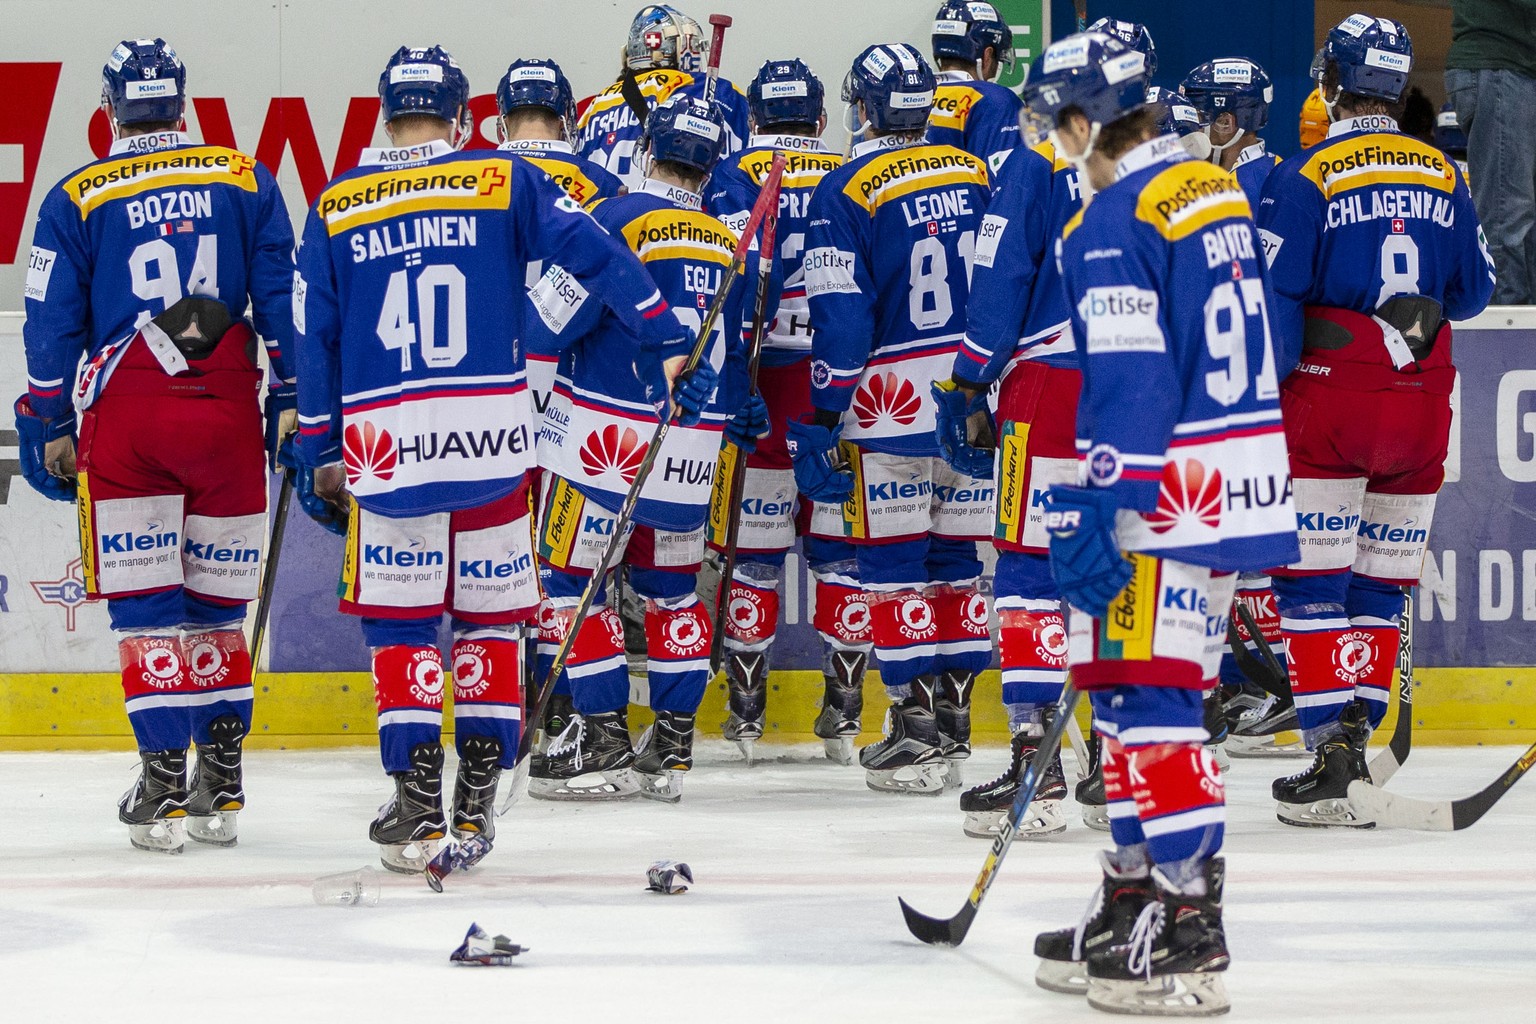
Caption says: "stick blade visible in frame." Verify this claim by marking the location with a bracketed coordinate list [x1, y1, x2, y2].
[898, 897, 974, 946]
[1347, 780, 1454, 831]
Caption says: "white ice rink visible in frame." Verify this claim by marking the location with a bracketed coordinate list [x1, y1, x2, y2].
[4, 742, 1532, 1023]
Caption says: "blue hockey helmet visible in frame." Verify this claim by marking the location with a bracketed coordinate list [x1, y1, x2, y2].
[748, 59, 825, 129]
[101, 39, 187, 127]
[1147, 86, 1201, 138]
[1087, 17, 1157, 81]
[497, 59, 577, 127]
[626, 4, 691, 71]
[1317, 13, 1413, 103]
[641, 95, 728, 173]
[1021, 32, 1150, 145]
[379, 46, 470, 124]
[932, 2, 1015, 74]
[843, 43, 937, 133]
[1435, 102, 1467, 157]
[1181, 58, 1274, 133]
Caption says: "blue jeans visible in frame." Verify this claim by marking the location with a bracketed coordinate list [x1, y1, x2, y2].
[1446, 67, 1536, 304]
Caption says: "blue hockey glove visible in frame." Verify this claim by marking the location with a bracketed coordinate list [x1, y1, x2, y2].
[931, 379, 996, 479]
[786, 418, 854, 504]
[725, 392, 771, 453]
[264, 382, 297, 472]
[14, 395, 77, 502]
[1044, 484, 1134, 619]
[671, 360, 719, 427]
[296, 461, 350, 537]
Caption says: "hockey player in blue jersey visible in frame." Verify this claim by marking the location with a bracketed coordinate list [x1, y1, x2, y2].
[701, 59, 875, 765]
[574, 4, 750, 189]
[1257, 15, 1494, 828]
[794, 44, 994, 796]
[932, 102, 1085, 835]
[1022, 31, 1299, 1015]
[926, 1, 1023, 174]
[526, 95, 766, 803]
[1181, 58, 1279, 208]
[291, 46, 693, 870]
[1087, 17, 1157, 82]
[17, 39, 296, 854]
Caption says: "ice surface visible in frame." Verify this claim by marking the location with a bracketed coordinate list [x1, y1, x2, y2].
[3, 743, 1532, 1022]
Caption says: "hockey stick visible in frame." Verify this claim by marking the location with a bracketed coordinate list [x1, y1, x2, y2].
[900, 678, 1083, 946]
[1368, 587, 1415, 784]
[703, 14, 732, 107]
[1229, 600, 1289, 701]
[1347, 740, 1536, 831]
[708, 177, 780, 675]
[511, 154, 789, 773]
[249, 468, 293, 671]
[1065, 712, 1091, 786]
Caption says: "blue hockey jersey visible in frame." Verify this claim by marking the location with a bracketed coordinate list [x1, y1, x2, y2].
[1256, 114, 1495, 373]
[575, 69, 751, 190]
[294, 140, 680, 519]
[497, 139, 624, 208]
[927, 71, 1023, 175]
[953, 140, 1083, 386]
[1058, 134, 1299, 572]
[805, 137, 991, 457]
[23, 131, 295, 420]
[703, 133, 844, 369]
[528, 178, 767, 533]
[1231, 141, 1279, 211]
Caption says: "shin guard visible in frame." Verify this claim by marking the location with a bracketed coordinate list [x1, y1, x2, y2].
[1127, 742, 1226, 866]
[120, 632, 195, 753]
[1101, 733, 1147, 849]
[183, 629, 254, 745]
[451, 631, 523, 768]
[868, 589, 938, 691]
[646, 595, 713, 713]
[998, 598, 1068, 709]
[372, 645, 445, 774]
[929, 584, 992, 677]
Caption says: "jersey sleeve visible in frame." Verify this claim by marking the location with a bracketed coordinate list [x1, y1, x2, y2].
[1064, 215, 1181, 512]
[247, 164, 298, 384]
[703, 161, 756, 235]
[293, 208, 344, 465]
[1443, 167, 1497, 322]
[21, 188, 92, 421]
[1253, 169, 1319, 379]
[804, 185, 874, 416]
[967, 90, 1023, 175]
[954, 149, 1050, 387]
[507, 158, 683, 351]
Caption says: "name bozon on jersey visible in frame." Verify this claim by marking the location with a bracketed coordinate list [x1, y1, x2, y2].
[805, 140, 990, 456]
[1060, 139, 1299, 572]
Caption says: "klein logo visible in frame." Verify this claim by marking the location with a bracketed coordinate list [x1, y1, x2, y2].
[31, 558, 90, 631]
[579, 424, 646, 484]
[851, 372, 921, 429]
[1146, 459, 1222, 534]
[343, 421, 398, 484]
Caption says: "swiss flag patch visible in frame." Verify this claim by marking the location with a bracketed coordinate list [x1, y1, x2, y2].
[1391, 218, 1406, 234]
[927, 221, 939, 236]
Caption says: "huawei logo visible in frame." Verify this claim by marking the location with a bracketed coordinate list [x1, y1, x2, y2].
[1146, 459, 1222, 534]
[343, 421, 397, 485]
[852, 372, 921, 429]
[579, 424, 646, 484]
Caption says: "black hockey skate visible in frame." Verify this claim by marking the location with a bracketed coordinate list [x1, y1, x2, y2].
[859, 676, 945, 795]
[186, 715, 245, 847]
[1273, 700, 1375, 828]
[1035, 849, 1155, 994]
[1224, 680, 1305, 757]
[1085, 858, 1230, 1017]
[720, 649, 768, 766]
[1076, 730, 1110, 832]
[1202, 689, 1231, 772]
[370, 741, 447, 874]
[634, 710, 695, 803]
[959, 713, 1068, 838]
[119, 749, 189, 854]
[813, 646, 867, 765]
[451, 735, 503, 846]
[534, 692, 576, 756]
[936, 670, 975, 788]
[528, 709, 640, 801]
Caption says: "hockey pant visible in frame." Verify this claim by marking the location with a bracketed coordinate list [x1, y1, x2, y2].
[76, 318, 265, 755]
[1270, 377, 1445, 743]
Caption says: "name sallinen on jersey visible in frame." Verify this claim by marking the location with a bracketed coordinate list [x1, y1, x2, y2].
[351, 215, 478, 262]
[856, 152, 977, 200]
[71, 151, 254, 201]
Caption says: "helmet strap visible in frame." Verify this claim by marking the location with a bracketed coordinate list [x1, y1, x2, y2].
[842, 102, 871, 138]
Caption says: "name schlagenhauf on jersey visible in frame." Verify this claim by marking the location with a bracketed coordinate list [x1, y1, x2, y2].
[65, 147, 258, 216]
[318, 159, 514, 235]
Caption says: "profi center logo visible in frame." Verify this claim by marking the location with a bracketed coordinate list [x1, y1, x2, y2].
[453, 643, 492, 699]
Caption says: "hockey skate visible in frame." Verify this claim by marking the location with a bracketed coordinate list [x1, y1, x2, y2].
[186, 715, 244, 847]
[1224, 681, 1305, 757]
[720, 649, 768, 766]
[369, 742, 447, 874]
[528, 709, 640, 801]
[935, 670, 975, 789]
[1085, 858, 1230, 1017]
[1077, 731, 1110, 832]
[959, 714, 1068, 838]
[533, 692, 576, 756]
[634, 710, 695, 803]
[450, 735, 503, 850]
[1035, 849, 1155, 994]
[119, 749, 189, 854]
[1273, 701, 1376, 828]
[812, 647, 866, 765]
[859, 677, 946, 795]
[1202, 690, 1230, 772]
